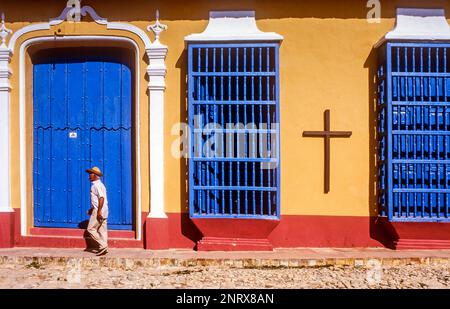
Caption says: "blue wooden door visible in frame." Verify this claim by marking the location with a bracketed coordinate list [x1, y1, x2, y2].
[33, 49, 133, 230]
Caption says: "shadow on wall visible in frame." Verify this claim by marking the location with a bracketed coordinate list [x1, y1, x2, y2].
[176, 49, 202, 248]
[365, 47, 391, 247]
[3, 0, 450, 22]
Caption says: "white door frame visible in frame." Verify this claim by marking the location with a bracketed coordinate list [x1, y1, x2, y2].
[20, 36, 142, 238]
[0, 3, 168, 239]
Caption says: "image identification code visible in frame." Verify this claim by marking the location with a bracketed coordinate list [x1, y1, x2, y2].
[176, 293, 274, 306]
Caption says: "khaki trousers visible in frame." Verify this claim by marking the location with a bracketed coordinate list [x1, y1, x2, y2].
[87, 209, 108, 250]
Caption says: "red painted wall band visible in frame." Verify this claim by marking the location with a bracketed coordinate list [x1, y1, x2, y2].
[9, 209, 450, 249]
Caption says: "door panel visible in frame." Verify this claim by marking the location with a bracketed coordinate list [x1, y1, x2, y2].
[33, 47, 133, 230]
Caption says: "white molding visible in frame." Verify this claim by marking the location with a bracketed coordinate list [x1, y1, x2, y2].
[49, 7, 77, 25]
[80, 6, 107, 25]
[146, 42, 168, 218]
[8, 24, 51, 53]
[147, 9, 168, 42]
[376, 8, 450, 47]
[81, 6, 153, 49]
[0, 13, 12, 212]
[19, 36, 143, 239]
[185, 11, 283, 42]
[1, 13, 13, 48]
[146, 12, 168, 218]
[8, 4, 153, 53]
[6, 3, 168, 233]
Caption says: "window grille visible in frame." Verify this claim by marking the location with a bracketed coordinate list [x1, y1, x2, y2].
[378, 42, 450, 222]
[188, 43, 280, 219]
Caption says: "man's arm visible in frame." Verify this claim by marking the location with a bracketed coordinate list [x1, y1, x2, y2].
[97, 197, 105, 221]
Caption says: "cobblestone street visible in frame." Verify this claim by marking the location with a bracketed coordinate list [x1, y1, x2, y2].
[1, 262, 450, 289]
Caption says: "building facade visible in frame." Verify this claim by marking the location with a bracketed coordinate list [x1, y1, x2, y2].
[1, 0, 450, 250]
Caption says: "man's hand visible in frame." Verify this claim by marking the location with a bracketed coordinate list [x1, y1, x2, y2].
[87, 208, 93, 216]
[97, 211, 104, 222]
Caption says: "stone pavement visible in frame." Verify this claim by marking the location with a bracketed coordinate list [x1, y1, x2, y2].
[1, 248, 450, 288]
[1, 247, 450, 268]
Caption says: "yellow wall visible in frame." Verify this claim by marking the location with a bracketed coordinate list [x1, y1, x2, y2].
[4, 0, 450, 220]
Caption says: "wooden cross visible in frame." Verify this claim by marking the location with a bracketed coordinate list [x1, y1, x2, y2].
[302, 110, 352, 193]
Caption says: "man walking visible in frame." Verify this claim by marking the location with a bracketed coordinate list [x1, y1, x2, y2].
[86, 166, 109, 256]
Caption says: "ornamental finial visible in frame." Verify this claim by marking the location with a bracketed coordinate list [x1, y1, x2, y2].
[147, 9, 167, 41]
[0, 13, 13, 48]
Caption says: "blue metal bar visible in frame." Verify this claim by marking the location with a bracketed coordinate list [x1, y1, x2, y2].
[446, 48, 450, 218]
[190, 42, 278, 49]
[390, 217, 450, 222]
[266, 47, 271, 215]
[259, 47, 263, 215]
[244, 47, 248, 215]
[192, 72, 276, 76]
[193, 186, 277, 191]
[205, 47, 210, 215]
[192, 100, 277, 105]
[228, 47, 232, 215]
[404, 46, 408, 73]
[393, 159, 450, 164]
[251, 47, 256, 215]
[194, 214, 279, 219]
[426, 46, 430, 73]
[236, 47, 240, 215]
[198, 48, 203, 215]
[192, 157, 277, 162]
[436, 47, 440, 73]
[394, 188, 450, 193]
[422, 141, 425, 217]
[188, 46, 195, 216]
[220, 47, 225, 214]
[275, 45, 280, 218]
[387, 43, 394, 220]
[213, 47, 218, 215]
[392, 102, 450, 106]
[390, 42, 450, 48]
[392, 72, 450, 77]
[393, 130, 450, 135]
[406, 158, 409, 216]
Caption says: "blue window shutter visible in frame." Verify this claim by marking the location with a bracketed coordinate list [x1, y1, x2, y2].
[188, 43, 280, 219]
[378, 42, 450, 222]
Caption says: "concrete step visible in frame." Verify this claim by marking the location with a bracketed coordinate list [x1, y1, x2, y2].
[30, 227, 135, 239]
[15, 235, 142, 249]
[1, 248, 450, 269]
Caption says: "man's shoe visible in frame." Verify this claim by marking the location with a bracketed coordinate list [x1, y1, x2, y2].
[84, 248, 99, 253]
[96, 247, 108, 256]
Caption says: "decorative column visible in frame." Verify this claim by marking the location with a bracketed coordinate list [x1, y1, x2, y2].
[0, 13, 14, 248]
[144, 12, 169, 249]
[147, 11, 168, 219]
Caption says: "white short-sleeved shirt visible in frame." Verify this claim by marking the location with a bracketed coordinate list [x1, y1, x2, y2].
[90, 180, 109, 218]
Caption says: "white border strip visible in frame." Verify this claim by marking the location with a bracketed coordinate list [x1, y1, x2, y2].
[375, 8, 450, 47]
[19, 36, 142, 240]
